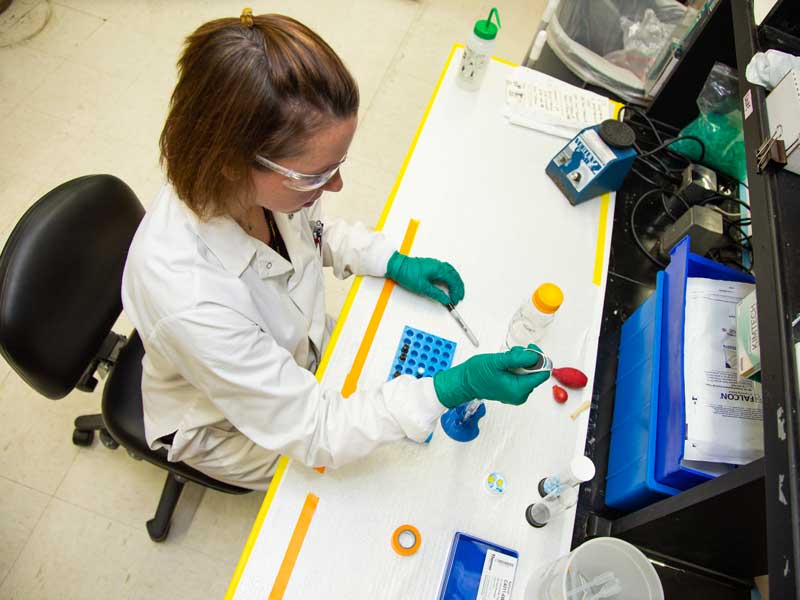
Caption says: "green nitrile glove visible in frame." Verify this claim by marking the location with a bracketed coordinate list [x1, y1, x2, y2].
[386, 251, 465, 306]
[433, 345, 551, 409]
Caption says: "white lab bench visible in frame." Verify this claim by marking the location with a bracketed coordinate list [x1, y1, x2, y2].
[225, 45, 616, 600]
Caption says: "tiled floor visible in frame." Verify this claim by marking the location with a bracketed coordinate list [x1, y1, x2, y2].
[0, 1, 543, 598]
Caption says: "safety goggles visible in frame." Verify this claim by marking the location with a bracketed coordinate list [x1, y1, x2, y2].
[254, 154, 346, 192]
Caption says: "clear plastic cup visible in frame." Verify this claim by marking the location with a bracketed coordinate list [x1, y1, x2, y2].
[524, 538, 663, 600]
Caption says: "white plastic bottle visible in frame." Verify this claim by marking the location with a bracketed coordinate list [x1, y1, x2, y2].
[505, 283, 563, 349]
[457, 7, 501, 91]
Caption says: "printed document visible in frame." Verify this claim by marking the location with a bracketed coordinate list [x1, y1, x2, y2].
[504, 67, 612, 138]
[683, 277, 763, 467]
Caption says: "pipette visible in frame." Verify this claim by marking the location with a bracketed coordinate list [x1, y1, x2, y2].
[446, 303, 479, 347]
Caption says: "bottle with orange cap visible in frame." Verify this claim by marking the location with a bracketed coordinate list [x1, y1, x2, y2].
[505, 283, 564, 349]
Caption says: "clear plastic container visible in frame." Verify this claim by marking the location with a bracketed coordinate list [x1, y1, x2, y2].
[505, 283, 564, 348]
[523, 537, 664, 600]
[457, 8, 501, 91]
[542, 0, 688, 104]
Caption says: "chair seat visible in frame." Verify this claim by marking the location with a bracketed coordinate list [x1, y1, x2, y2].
[102, 331, 249, 495]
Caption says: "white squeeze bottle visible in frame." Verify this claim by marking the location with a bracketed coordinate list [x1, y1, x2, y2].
[505, 283, 564, 348]
[457, 7, 501, 91]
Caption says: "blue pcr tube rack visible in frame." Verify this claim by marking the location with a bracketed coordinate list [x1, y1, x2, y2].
[387, 326, 456, 381]
[388, 326, 456, 443]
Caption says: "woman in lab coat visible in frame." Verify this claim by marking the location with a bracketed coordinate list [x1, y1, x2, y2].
[122, 11, 549, 490]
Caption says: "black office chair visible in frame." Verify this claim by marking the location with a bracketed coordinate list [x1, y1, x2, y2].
[0, 175, 249, 542]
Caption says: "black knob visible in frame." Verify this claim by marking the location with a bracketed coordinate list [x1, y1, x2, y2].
[598, 119, 636, 149]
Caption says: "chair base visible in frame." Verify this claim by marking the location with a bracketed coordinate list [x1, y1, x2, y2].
[73, 413, 118, 449]
[72, 407, 248, 542]
[72, 412, 185, 541]
[147, 472, 186, 542]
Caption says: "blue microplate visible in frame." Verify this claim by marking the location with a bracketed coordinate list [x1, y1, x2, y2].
[388, 326, 457, 443]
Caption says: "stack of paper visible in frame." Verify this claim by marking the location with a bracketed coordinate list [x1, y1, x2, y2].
[682, 277, 764, 473]
[504, 66, 612, 139]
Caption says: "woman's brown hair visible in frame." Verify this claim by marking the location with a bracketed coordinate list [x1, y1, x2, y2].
[160, 12, 359, 218]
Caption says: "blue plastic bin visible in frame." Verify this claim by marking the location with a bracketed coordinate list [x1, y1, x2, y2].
[606, 236, 756, 511]
[655, 237, 755, 489]
[605, 271, 681, 511]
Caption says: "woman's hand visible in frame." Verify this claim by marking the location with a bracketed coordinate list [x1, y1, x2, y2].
[433, 346, 551, 409]
[385, 251, 465, 306]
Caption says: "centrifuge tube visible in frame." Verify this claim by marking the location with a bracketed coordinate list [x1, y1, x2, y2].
[538, 455, 596, 497]
[525, 485, 578, 528]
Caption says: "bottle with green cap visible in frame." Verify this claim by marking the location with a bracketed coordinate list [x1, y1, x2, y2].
[457, 7, 501, 91]
[505, 283, 564, 348]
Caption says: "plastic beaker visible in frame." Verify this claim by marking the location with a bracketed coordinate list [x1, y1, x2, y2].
[524, 537, 663, 600]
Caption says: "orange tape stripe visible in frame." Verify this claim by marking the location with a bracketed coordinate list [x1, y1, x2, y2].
[341, 282, 396, 397]
[224, 456, 290, 599]
[314, 218, 420, 473]
[341, 218, 420, 397]
[268, 493, 319, 599]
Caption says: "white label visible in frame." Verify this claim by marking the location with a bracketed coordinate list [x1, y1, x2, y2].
[476, 549, 517, 600]
[563, 128, 615, 192]
[683, 278, 763, 465]
[743, 89, 753, 120]
[459, 46, 489, 82]
[580, 128, 616, 166]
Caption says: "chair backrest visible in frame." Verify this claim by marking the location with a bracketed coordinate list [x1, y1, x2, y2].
[0, 175, 145, 399]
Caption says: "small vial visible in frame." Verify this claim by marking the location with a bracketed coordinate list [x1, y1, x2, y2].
[525, 485, 578, 528]
[538, 456, 596, 497]
[505, 283, 563, 349]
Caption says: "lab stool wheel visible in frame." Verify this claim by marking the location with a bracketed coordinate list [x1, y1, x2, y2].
[72, 428, 94, 446]
[99, 429, 119, 450]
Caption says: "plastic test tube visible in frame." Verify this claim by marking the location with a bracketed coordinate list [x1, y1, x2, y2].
[525, 484, 578, 528]
[538, 455, 596, 497]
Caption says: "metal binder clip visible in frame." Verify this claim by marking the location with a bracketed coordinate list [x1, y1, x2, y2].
[785, 135, 800, 161]
[756, 125, 788, 173]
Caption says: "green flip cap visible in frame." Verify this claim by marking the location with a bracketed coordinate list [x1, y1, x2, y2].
[474, 7, 501, 40]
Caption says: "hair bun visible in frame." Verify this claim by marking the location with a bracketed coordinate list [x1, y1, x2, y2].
[240, 8, 254, 28]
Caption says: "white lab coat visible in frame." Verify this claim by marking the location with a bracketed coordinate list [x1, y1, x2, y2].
[121, 185, 445, 489]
